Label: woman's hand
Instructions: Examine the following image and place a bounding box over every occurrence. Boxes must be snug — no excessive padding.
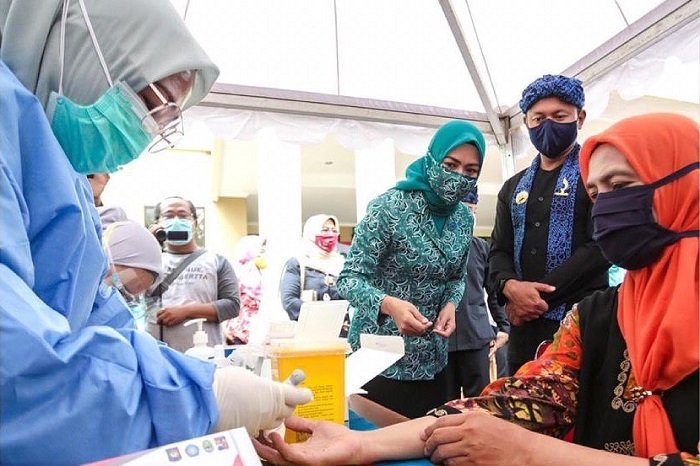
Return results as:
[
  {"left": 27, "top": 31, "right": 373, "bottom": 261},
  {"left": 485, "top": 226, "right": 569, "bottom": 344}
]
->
[
  {"left": 254, "top": 417, "right": 363, "bottom": 465},
  {"left": 433, "top": 302, "right": 456, "bottom": 337},
  {"left": 422, "top": 411, "right": 650, "bottom": 466},
  {"left": 421, "top": 411, "right": 533, "bottom": 466},
  {"left": 380, "top": 296, "right": 432, "bottom": 336},
  {"left": 489, "top": 331, "right": 509, "bottom": 358}
]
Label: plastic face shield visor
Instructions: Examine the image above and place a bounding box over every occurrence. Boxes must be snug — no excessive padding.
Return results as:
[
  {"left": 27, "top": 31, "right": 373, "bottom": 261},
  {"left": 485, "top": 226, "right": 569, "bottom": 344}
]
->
[{"left": 141, "top": 83, "right": 184, "bottom": 153}]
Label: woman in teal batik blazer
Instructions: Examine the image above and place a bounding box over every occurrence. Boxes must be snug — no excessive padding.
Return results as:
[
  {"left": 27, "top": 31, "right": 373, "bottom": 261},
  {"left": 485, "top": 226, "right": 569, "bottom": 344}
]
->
[{"left": 338, "top": 120, "right": 486, "bottom": 418}]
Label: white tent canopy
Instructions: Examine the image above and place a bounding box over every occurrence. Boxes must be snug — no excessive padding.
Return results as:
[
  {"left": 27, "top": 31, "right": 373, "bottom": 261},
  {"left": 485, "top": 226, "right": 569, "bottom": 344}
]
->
[{"left": 172, "top": 0, "right": 698, "bottom": 150}]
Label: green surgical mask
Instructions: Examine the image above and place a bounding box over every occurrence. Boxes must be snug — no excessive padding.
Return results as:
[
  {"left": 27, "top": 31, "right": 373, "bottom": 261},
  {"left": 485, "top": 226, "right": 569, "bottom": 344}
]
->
[
  {"left": 48, "top": 83, "right": 155, "bottom": 174},
  {"left": 126, "top": 298, "right": 148, "bottom": 331},
  {"left": 111, "top": 270, "right": 147, "bottom": 330},
  {"left": 46, "top": 0, "right": 157, "bottom": 174},
  {"left": 162, "top": 218, "right": 194, "bottom": 246}
]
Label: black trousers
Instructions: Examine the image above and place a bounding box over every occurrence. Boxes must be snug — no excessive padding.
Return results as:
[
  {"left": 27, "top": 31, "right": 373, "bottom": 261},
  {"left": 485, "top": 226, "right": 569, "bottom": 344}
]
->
[
  {"left": 361, "top": 368, "right": 448, "bottom": 419},
  {"left": 495, "top": 343, "right": 509, "bottom": 378},
  {"left": 507, "top": 318, "right": 561, "bottom": 375},
  {"left": 445, "top": 345, "right": 490, "bottom": 400}
]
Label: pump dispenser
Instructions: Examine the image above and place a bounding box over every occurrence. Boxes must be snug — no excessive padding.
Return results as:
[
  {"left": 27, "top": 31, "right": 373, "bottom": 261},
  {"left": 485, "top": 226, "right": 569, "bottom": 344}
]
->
[{"left": 184, "top": 318, "right": 216, "bottom": 361}]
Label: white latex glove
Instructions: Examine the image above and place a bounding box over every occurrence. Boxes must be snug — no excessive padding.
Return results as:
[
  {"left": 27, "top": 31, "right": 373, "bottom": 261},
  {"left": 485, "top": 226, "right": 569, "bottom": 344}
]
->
[{"left": 212, "top": 366, "right": 313, "bottom": 436}]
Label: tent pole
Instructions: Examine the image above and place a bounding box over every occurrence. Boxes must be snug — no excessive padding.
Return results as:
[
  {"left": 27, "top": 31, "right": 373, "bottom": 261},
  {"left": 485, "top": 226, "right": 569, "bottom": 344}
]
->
[{"left": 438, "top": 0, "right": 508, "bottom": 146}]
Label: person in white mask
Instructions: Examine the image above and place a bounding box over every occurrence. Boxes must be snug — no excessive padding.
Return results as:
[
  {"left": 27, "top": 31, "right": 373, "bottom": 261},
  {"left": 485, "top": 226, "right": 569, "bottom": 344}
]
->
[{"left": 0, "top": 1, "right": 311, "bottom": 464}]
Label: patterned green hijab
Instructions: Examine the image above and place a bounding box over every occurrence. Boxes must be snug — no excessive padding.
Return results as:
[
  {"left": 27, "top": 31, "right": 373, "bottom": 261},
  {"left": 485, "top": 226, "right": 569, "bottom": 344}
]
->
[{"left": 396, "top": 120, "right": 486, "bottom": 216}]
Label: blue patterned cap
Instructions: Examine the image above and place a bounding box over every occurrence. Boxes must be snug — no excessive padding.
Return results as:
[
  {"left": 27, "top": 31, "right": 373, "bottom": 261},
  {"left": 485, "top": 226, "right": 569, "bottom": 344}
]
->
[
  {"left": 519, "top": 75, "right": 585, "bottom": 113},
  {"left": 461, "top": 185, "right": 479, "bottom": 204}
]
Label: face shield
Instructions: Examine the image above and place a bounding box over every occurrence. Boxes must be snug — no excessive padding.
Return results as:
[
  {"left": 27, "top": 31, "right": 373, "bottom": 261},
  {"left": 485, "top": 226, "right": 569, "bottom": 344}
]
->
[
  {"left": 141, "top": 82, "right": 185, "bottom": 153},
  {"left": 102, "top": 222, "right": 158, "bottom": 330}
]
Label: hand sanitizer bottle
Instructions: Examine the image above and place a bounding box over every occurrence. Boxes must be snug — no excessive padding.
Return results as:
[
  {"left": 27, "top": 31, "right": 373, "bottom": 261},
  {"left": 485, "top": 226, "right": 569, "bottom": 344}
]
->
[{"left": 184, "top": 318, "right": 216, "bottom": 361}]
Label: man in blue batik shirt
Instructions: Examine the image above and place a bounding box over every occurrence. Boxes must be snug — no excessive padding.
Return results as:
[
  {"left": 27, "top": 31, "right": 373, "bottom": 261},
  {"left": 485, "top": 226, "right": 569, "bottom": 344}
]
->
[{"left": 488, "top": 75, "right": 610, "bottom": 375}]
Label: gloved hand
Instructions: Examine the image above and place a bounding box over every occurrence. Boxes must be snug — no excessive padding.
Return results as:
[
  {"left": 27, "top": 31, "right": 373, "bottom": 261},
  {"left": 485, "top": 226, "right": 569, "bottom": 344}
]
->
[{"left": 212, "top": 366, "right": 313, "bottom": 436}]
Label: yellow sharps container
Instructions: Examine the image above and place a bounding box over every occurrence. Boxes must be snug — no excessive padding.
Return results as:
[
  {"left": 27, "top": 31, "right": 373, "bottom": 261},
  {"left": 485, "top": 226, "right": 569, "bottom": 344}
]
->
[{"left": 268, "top": 339, "right": 350, "bottom": 443}]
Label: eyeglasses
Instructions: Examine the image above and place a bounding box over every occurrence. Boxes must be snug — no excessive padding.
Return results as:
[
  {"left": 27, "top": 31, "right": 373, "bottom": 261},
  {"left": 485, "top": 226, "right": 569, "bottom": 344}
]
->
[
  {"left": 159, "top": 212, "right": 194, "bottom": 221},
  {"left": 141, "top": 83, "right": 184, "bottom": 153},
  {"left": 111, "top": 267, "right": 154, "bottom": 302}
]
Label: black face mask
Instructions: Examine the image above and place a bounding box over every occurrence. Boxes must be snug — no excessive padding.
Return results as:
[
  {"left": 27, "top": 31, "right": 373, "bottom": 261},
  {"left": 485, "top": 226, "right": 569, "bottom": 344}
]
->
[{"left": 592, "top": 162, "right": 700, "bottom": 270}]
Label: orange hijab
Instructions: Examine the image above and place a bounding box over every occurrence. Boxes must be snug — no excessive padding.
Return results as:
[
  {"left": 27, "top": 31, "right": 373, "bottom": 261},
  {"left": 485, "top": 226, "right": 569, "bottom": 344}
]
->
[{"left": 580, "top": 113, "right": 699, "bottom": 457}]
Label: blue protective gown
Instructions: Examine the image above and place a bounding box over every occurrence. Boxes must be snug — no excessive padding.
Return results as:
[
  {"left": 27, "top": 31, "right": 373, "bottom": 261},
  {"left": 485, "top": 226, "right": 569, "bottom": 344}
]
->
[{"left": 0, "top": 60, "right": 219, "bottom": 465}]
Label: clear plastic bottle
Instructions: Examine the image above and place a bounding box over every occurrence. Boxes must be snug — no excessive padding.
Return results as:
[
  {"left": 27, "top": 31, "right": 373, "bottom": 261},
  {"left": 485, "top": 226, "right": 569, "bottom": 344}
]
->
[{"left": 183, "top": 318, "right": 217, "bottom": 361}]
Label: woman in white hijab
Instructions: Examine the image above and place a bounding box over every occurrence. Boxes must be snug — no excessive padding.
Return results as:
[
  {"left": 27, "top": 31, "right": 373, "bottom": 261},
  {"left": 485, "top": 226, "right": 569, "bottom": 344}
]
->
[
  {"left": 1, "top": 0, "right": 218, "bottom": 109},
  {"left": 279, "top": 214, "right": 346, "bottom": 322},
  {"left": 0, "top": 2, "right": 311, "bottom": 464},
  {"left": 1, "top": 0, "right": 219, "bottom": 172}
]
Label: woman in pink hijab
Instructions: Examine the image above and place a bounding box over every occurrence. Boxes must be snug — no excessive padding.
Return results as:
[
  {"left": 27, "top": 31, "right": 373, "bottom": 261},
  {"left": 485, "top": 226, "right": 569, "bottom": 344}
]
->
[{"left": 225, "top": 235, "right": 267, "bottom": 344}]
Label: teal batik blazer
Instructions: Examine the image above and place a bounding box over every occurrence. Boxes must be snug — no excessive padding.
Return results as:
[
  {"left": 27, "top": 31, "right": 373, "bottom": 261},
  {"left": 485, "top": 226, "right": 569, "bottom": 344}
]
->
[{"left": 338, "top": 189, "right": 473, "bottom": 380}]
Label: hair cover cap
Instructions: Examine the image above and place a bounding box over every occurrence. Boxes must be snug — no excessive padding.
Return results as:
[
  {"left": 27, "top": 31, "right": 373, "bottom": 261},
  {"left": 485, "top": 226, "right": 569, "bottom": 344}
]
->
[
  {"left": 104, "top": 220, "right": 163, "bottom": 279},
  {"left": 519, "top": 74, "right": 585, "bottom": 113},
  {"left": 97, "top": 205, "right": 128, "bottom": 231}
]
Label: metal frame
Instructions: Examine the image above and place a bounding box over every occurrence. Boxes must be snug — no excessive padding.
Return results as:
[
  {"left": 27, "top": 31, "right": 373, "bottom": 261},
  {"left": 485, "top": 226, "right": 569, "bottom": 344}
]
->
[
  {"left": 438, "top": 0, "right": 509, "bottom": 145},
  {"left": 199, "top": 83, "right": 493, "bottom": 134}
]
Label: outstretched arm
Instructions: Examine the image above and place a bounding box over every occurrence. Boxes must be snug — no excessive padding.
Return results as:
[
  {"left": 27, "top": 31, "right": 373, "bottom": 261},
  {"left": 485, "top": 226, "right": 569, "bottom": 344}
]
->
[{"left": 255, "top": 415, "right": 436, "bottom": 465}]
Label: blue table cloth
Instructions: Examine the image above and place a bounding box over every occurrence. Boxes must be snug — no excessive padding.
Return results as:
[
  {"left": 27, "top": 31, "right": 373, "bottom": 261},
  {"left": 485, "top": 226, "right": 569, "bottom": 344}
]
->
[{"left": 349, "top": 411, "right": 432, "bottom": 465}]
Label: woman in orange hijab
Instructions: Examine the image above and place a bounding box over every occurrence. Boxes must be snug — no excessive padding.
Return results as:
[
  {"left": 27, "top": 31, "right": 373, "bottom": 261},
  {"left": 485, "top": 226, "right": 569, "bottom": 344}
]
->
[{"left": 577, "top": 113, "right": 698, "bottom": 459}]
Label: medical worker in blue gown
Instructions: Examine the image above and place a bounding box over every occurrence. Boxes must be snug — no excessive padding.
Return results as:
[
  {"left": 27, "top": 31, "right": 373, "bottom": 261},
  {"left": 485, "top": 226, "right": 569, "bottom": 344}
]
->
[{"left": 0, "top": 1, "right": 311, "bottom": 465}]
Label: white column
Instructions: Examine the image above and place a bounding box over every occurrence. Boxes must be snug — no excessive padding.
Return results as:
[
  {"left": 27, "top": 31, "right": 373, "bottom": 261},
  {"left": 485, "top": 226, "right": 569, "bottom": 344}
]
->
[
  {"left": 256, "top": 129, "right": 302, "bottom": 324},
  {"left": 354, "top": 138, "right": 396, "bottom": 222}
]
